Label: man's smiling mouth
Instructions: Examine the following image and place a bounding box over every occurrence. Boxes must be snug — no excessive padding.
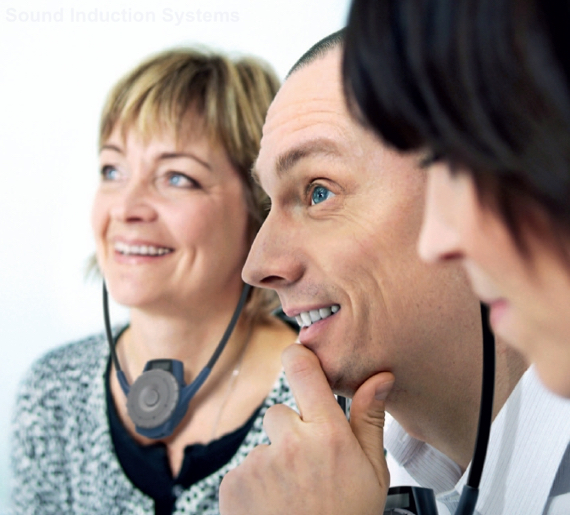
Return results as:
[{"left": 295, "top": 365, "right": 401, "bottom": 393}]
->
[{"left": 295, "top": 305, "right": 340, "bottom": 328}]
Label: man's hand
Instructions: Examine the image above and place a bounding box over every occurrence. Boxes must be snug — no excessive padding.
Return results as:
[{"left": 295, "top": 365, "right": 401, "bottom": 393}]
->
[{"left": 219, "top": 343, "right": 395, "bottom": 515}]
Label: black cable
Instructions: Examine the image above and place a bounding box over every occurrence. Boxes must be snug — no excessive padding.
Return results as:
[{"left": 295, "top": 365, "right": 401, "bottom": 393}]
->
[
  {"left": 456, "top": 304, "right": 496, "bottom": 514},
  {"left": 103, "top": 281, "right": 122, "bottom": 373},
  {"left": 103, "top": 280, "right": 251, "bottom": 375},
  {"left": 467, "top": 304, "right": 496, "bottom": 488},
  {"left": 206, "top": 283, "right": 251, "bottom": 369}
]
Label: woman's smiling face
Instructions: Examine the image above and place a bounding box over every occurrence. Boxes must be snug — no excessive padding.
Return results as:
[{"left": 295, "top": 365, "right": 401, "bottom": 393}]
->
[
  {"left": 419, "top": 162, "right": 570, "bottom": 397},
  {"left": 92, "top": 124, "right": 251, "bottom": 316}
]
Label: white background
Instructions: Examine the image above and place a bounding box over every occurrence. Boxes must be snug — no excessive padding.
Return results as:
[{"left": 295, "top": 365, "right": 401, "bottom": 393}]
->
[{"left": 0, "top": 0, "right": 351, "bottom": 509}]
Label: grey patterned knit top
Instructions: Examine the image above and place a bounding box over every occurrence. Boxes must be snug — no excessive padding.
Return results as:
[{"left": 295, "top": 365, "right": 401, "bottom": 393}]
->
[{"left": 10, "top": 330, "right": 296, "bottom": 515}]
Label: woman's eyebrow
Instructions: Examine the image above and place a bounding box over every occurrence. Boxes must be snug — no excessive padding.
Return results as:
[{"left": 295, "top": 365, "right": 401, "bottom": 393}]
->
[
  {"left": 99, "top": 147, "right": 212, "bottom": 171},
  {"left": 157, "top": 152, "right": 211, "bottom": 171}
]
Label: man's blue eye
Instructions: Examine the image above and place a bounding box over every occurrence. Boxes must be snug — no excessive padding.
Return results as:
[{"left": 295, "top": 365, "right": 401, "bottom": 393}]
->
[{"left": 311, "top": 185, "right": 335, "bottom": 205}]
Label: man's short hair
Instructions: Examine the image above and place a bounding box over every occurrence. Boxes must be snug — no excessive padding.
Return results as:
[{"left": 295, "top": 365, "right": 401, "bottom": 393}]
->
[{"left": 287, "top": 29, "right": 345, "bottom": 78}]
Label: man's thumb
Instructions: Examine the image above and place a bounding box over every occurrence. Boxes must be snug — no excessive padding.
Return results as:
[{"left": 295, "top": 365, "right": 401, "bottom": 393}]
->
[{"left": 350, "top": 372, "right": 395, "bottom": 484}]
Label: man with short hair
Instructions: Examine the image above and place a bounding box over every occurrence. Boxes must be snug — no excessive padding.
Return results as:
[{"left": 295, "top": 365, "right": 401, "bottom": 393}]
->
[{"left": 219, "top": 33, "right": 568, "bottom": 515}]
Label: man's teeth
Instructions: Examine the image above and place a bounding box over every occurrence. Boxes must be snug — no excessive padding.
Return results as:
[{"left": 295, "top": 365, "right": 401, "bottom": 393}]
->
[
  {"left": 295, "top": 305, "right": 339, "bottom": 328},
  {"left": 114, "top": 242, "right": 172, "bottom": 256}
]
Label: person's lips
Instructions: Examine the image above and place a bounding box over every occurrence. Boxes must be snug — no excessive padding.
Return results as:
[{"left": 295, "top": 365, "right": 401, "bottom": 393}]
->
[
  {"left": 114, "top": 240, "right": 174, "bottom": 256},
  {"left": 292, "top": 304, "right": 340, "bottom": 328},
  {"left": 488, "top": 298, "right": 509, "bottom": 329}
]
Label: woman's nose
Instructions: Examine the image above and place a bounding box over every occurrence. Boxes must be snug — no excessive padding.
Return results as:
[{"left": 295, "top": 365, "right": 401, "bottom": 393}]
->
[
  {"left": 109, "top": 181, "right": 158, "bottom": 223},
  {"left": 418, "top": 166, "right": 464, "bottom": 264},
  {"left": 418, "top": 205, "right": 462, "bottom": 263}
]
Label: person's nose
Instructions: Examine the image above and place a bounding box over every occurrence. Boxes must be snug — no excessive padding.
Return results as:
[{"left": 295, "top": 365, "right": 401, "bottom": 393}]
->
[
  {"left": 109, "top": 178, "right": 158, "bottom": 224},
  {"left": 243, "top": 211, "right": 304, "bottom": 291},
  {"left": 418, "top": 167, "right": 463, "bottom": 264}
]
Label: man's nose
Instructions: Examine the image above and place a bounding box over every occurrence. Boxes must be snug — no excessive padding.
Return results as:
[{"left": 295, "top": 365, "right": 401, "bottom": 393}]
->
[{"left": 243, "top": 211, "right": 304, "bottom": 290}]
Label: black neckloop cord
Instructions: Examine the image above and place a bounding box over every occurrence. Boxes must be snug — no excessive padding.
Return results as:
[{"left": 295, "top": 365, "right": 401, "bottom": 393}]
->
[{"left": 102, "top": 281, "right": 252, "bottom": 439}]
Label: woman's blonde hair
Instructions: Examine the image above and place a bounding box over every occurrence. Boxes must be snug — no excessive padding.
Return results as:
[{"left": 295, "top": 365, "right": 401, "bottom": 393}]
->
[{"left": 98, "top": 47, "right": 281, "bottom": 323}]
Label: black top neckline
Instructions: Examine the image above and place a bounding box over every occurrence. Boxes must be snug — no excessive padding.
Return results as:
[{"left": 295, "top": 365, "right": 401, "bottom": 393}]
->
[{"left": 104, "top": 338, "right": 261, "bottom": 515}]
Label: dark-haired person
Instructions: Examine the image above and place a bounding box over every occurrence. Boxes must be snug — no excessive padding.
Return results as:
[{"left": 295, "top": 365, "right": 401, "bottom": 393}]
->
[
  {"left": 217, "top": 32, "right": 569, "bottom": 515},
  {"left": 10, "top": 48, "right": 298, "bottom": 515},
  {"left": 342, "top": 0, "right": 570, "bottom": 513},
  {"left": 343, "top": 0, "right": 570, "bottom": 399}
]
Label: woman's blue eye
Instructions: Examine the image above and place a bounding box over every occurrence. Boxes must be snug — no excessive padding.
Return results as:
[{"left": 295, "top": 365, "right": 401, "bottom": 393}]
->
[
  {"left": 167, "top": 172, "right": 197, "bottom": 188},
  {"left": 168, "top": 174, "right": 186, "bottom": 186},
  {"left": 311, "top": 185, "right": 335, "bottom": 205},
  {"left": 101, "top": 165, "right": 119, "bottom": 181}
]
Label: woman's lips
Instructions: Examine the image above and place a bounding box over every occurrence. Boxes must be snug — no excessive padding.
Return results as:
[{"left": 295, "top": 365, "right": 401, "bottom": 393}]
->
[
  {"left": 488, "top": 298, "right": 509, "bottom": 329},
  {"left": 113, "top": 240, "right": 174, "bottom": 256}
]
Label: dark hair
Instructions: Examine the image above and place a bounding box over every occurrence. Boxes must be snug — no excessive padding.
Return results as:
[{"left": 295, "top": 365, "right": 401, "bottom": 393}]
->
[
  {"left": 288, "top": 29, "right": 345, "bottom": 78},
  {"left": 343, "top": 0, "right": 570, "bottom": 257}
]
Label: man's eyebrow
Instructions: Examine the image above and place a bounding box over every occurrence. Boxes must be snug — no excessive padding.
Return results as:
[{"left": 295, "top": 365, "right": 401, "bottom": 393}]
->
[
  {"left": 99, "top": 146, "right": 211, "bottom": 171},
  {"left": 251, "top": 138, "right": 340, "bottom": 184},
  {"left": 276, "top": 139, "right": 340, "bottom": 176}
]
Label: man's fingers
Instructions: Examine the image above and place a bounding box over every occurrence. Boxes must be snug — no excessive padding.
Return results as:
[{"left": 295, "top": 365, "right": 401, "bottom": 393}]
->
[
  {"left": 350, "top": 371, "right": 395, "bottom": 486},
  {"left": 262, "top": 403, "right": 301, "bottom": 443},
  {"left": 281, "top": 344, "right": 343, "bottom": 423},
  {"left": 281, "top": 343, "right": 393, "bottom": 490},
  {"left": 220, "top": 444, "right": 270, "bottom": 515}
]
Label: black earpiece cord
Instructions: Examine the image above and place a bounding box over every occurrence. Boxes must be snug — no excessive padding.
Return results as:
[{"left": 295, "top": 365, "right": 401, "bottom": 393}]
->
[
  {"left": 103, "top": 281, "right": 122, "bottom": 373},
  {"left": 456, "top": 304, "right": 496, "bottom": 514},
  {"left": 102, "top": 281, "right": 252, "bottom": 374},
  {"left": 206, "top": 283, "right": 252, "bottom": 369}
]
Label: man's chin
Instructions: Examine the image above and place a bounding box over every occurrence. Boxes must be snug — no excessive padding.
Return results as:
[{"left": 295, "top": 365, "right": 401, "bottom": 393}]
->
[
  {"left": 299, "top": 344, "right": 363, "bottom": 398},
  {"left": 328, "top": 374, "right": 360, "bottom": 399},
  {"left": 328, "top": 366, "right": 390, "bottom": 399}
]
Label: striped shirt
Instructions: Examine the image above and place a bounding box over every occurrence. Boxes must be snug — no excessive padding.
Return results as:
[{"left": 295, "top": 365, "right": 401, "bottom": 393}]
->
[{"left": 386, "top": 367, "right": 570, "bottom": 514}]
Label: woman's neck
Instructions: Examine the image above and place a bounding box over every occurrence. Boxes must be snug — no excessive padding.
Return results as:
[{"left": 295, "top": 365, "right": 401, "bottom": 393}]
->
[
  {"left": 118, "top": 300, "right": 248, "bottom": 386},
  {"left": 108, "top": 306, "right": 297, "bottom": 475}
]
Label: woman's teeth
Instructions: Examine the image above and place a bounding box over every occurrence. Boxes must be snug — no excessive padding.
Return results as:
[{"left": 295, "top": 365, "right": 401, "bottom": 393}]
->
[
  {"left": 114, "top": 242, "right": 173, "bottom": 256},
  {"left": 295, "top": 305, "right": 339, "bottom": 328}
]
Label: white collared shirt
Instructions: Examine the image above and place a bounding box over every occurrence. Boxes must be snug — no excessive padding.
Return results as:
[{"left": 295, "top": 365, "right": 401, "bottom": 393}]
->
[{"left": 386, "top": 367, "right": 570, "bottom": 514}]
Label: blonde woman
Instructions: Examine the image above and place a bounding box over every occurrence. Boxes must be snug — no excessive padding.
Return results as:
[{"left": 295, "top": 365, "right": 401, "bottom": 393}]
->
[{"left": 11, "top": 48, "right": 297, "bottom": 515}]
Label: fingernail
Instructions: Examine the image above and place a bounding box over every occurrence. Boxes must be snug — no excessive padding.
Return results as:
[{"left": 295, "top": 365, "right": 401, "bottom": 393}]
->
[{"left": 375, "top": 381, "right": 394, "bottom": 401}]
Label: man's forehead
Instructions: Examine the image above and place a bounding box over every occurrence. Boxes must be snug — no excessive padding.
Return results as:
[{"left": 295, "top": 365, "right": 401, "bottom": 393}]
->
[
  {"left": 272, "top": 48, "right": 343, "bottom": 116},
  {"left": 252, "top": 136, "right": 343, "bottom": 185},
  {"left": 253, "top": 49, "right": 350, "bottom": 186}
]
